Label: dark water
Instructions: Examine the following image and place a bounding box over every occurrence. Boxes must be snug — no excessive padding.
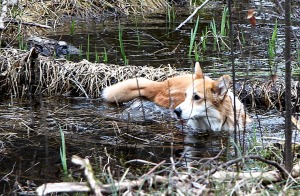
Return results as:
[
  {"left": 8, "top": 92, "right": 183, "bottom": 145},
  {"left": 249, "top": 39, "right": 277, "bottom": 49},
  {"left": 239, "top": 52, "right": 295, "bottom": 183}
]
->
[
  {"left": 1, "top": 0, "right": 300, "bottom": 194},
  {"left": 46, "top": 1, "right": 299, "bottom": 77},
  {"left": 0, "top": 96, "right": 229, "bottom": 191}
]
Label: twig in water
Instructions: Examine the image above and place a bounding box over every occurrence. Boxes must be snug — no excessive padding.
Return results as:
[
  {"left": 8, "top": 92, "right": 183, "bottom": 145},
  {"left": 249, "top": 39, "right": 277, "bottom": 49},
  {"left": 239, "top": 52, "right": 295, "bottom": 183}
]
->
[
  {"left": 72, "top": 155, "right": 102, "bottom": 196},
  {"left": 142, "top": 160, "right": 166, "bottom": 177},
  {"left": 176, "top": 0, "right": 210, "bottom": 30}
]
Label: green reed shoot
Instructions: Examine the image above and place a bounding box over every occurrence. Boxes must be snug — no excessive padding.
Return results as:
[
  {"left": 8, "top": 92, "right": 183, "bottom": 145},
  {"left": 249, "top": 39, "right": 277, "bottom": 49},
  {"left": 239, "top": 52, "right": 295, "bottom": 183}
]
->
[
  {"left": 166, "top": 2, "right": 176, "bottom": 26},
  {"left": 210, "top": 18, "right": 218, "bottom": 51},
  {"left": 188, "top": 16, "right": 200, "bottom": 57},
  {"left": 194, "top": 42, "right": 199, "bottom": 61},
  {"left": 18, "top": 24, "right": 26, "bottom": 50},
  {"left": 167, "top": 4, "right": 171, "bottom": 26},
  {"left": 220, "top": 6, "right": 228, "bottom": 37},
  {"left": 118, "top": 22, "right": 128, "bottom": 65},
  {"left": 95, "top": 53, "right": 99, "bottom": 63},
  {"left": 103, "top": 47, "right": 108, "bottom": 63},
  {"left": 59, "top": 127, "right": 68, "bottom": 175},
  {"left": 241, "top": 30, "right": 246, "bottom": 45},
  {"left": 201, "top": 27, "right": 208, "bottom": 51},
  {"left": 171, "top": 4, "right": 175, "bottom": 22},
  {"left": 86, "top": 34, "right": 90, "bottom": 61},
  {"left": 70, "top": 20, "right": 76, "bottom": 36},
  {"left": 268, "top": 19, "right": 278, "bottom": 60}
]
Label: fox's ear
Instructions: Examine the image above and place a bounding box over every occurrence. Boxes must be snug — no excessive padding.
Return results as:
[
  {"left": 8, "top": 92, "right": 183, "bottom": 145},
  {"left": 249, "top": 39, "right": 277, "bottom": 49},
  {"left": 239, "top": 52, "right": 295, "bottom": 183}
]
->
[
  {"left": 194, "top": 62, "right": 204, "bottom": 79},
  {"left": 214, "top": 75, "right": 231, "bottom": 95}
]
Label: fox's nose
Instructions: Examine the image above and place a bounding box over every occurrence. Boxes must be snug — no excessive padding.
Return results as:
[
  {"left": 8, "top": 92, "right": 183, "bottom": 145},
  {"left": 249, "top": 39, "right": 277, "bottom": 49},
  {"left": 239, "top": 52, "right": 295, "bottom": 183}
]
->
[{"left": 174, "top": 108, "right": 182, "bottom": 118}]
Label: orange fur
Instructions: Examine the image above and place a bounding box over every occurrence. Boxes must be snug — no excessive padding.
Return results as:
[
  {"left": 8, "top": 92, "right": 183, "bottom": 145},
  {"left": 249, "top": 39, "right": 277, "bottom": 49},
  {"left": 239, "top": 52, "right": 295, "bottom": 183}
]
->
[
  {"left": 102, "top": 63, "right": 202, "bottom": 108},
  {"left": 174, "top": 75, "right": 248, "bottom": 131},
  {"left": 102, "top": 62, "right": 249, "bottom": 131}
]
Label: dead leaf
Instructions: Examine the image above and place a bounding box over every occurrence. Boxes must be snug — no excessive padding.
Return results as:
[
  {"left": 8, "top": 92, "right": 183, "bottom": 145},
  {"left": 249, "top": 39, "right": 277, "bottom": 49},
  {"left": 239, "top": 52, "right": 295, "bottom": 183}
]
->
[
  {"left": 247, "top": 9, "right": 255, "bottom": 19},
  {"left": 247, "top": 9, "right": 256, "bottom": 27}
]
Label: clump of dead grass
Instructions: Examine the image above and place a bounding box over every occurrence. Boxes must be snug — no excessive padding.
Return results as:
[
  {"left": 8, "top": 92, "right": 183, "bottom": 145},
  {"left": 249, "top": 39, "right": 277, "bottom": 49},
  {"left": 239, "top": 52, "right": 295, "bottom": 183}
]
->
[
  {"left": 5, "top": 0, "right": 169, "bottom": 24},
  {"left": 0, "top": 47, "right": 188, "bottom": 98},
  {"left": 0, "top": 0, "right": 169, "bottom": 47}
]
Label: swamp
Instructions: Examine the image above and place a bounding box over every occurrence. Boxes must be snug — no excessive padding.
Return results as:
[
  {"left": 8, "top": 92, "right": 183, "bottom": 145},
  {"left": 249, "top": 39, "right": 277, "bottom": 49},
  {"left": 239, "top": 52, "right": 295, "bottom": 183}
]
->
[{"left": 0, "top": 0, "right": 300, "bottom": 195}]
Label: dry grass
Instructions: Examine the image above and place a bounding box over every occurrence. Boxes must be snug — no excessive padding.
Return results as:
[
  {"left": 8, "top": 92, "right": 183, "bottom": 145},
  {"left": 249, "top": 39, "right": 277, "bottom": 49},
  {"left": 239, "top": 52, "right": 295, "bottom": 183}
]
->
[
  {"left": 0, "top": 48, "right": 188, "bottom": 98},
  {"left": 7, "top": 0, "right": 169, "bottom": 23},
  {"left": 0, "top": 0, "right": 170, "bottom": 46}
]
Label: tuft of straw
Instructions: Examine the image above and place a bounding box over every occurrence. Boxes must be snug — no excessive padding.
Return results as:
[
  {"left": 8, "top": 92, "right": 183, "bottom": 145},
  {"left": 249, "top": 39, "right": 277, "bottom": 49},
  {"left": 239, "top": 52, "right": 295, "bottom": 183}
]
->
[{"left": 0, "top": 47, "right": 188, "bottom": 98}]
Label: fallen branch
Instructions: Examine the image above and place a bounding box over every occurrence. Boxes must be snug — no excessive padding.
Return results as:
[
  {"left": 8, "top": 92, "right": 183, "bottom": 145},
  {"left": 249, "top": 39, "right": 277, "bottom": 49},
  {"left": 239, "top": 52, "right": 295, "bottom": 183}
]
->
[
  {"left": 212, "top": 170, "right": 282, "bottom": 183},
  {"left": 36, "top": 154, "right": 300, "bottom": 195},
  {"left": 197, "top": 155, "right": 297, "bottom": 183},
  {"left": 36, "top": 175, "right": 168, "bottom": 195},
  {"left": 72, "top": 155, "right": 102, "bottom": 196},
  {"left": 36, "top": 182, "right": 91, "bottom": 195},
  {"left": 176, "top": 0, "right": 210, "bottom": 30}
]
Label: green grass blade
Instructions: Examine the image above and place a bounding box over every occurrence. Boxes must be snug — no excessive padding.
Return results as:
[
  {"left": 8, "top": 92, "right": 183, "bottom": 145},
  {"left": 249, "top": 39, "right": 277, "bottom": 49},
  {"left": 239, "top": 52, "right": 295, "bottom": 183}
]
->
[
  {"left": 221, "top": 6, "right": 228, "bottom": 37},
  {"left": 59, "top": 127, "right": 68, "bottom": 175},
  {"left": 188, "top": 15, "right": 200, "bottom": 57}
]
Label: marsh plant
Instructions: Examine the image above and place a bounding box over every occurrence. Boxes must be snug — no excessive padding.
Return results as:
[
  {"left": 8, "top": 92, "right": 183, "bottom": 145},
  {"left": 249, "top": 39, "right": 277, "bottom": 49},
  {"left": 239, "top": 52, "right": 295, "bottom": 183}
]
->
[
  {"left": 209, "top": 6, "right": 229, "bottom": 51},
  {"left": 94, "top": 45, "right": 100, "bottom": 63},
  {"left": 201, "top": 27, "right": 208, "bottom": 52},
  {"left": 60, "top": 127, "right": 68, "bottom": 175},
  {"left": 17, "top": 25, "right": 27, "bottom": 50},
  {"left": 188, "top": 16, "right": 200, "bottom": 58},
  {"left": 210, "top": 18, "right": 218, "bottom": 51},
  {"left": 268, "top": 20, "right": 278, "bottom": 60},
  {"left": 70, "top": 19, "right": 76, "bottom": 36},
  {"left": 102, "top": 47, "right": 108, "bottom": 63},
  {"left": 220, "top": 6, "right": 228, "bottom": 37},
  {"left": 166, "top": 2, "right": 175, "bottom": 28},
  {"left": 191, "top": 6, "right": 230, "bottom": 55},
  {"left": 118, "top": 22, "right": 128, "bottom": 65},
  {"left": 220, "top": 6, "right": 229, "bottom": 49},
  {"left": 240, "top": 30, "right": 246, "bottom": 45}
]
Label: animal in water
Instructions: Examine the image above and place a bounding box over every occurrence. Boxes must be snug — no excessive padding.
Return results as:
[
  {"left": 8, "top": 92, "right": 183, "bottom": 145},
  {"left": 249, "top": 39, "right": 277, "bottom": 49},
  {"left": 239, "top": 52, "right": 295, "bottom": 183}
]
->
[{"left": 102, "top": 62, "right": 249, "bottom": 131}]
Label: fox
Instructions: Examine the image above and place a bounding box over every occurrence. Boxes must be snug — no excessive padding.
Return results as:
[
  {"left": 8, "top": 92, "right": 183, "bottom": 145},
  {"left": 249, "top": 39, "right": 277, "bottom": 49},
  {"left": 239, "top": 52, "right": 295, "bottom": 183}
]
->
[{"left": 102, "top": 62, "right": 249, "bottom": 131}]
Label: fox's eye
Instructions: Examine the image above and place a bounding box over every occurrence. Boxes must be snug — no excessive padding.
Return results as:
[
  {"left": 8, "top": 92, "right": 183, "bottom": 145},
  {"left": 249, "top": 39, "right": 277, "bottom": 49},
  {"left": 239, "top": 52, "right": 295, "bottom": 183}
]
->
[
  {"left": 193, "top": 94, "right": 201, "bottom": 100},
  {"left": 184, "top": 93, "right": 187, "bottom": 97}
]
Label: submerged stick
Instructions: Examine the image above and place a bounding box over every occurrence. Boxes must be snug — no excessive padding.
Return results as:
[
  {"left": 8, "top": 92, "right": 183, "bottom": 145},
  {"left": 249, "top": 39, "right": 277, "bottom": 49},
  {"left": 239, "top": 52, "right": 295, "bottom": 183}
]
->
[{"left": 176, "top": 0, "right": 210, "bottom": 30}]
